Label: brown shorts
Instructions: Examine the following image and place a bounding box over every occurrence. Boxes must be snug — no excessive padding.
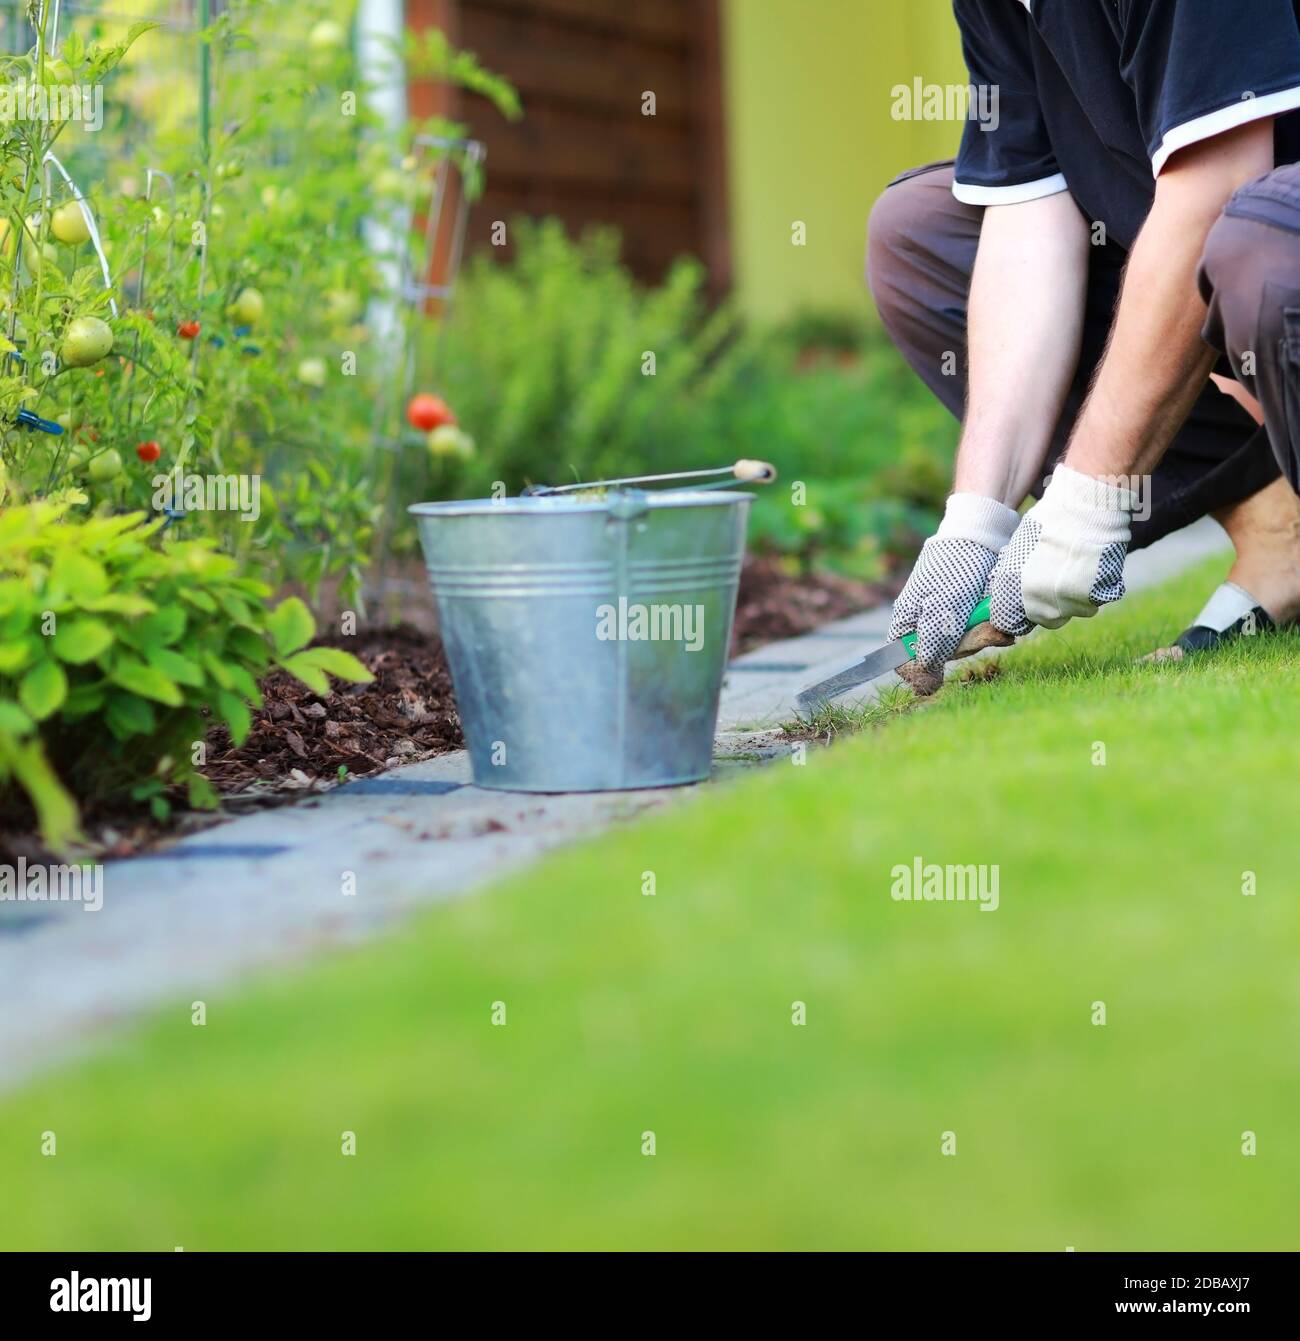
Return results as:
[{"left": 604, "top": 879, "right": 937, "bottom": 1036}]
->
[{"left": 866, "top": 161, "right": 1300, "bottom": 549}]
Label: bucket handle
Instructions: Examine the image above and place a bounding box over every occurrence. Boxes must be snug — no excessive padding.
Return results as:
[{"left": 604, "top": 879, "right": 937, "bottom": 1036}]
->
[{"left": 523, "top": 459, "right": 777, "bottom": 497}]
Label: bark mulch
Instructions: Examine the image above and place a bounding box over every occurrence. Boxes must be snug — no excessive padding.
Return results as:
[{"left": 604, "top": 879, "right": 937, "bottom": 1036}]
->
[
  {"left": 730, "top": 556, "right": 897, "bottom": 655},
  {"left": 203, "top": 625, "right": 463, "bottom": 799}
]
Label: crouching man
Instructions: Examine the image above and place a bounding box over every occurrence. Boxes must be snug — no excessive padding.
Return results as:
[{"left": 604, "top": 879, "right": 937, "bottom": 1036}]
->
[{"left": 869, "top": 0, "right": 1300, "bottom": 693}]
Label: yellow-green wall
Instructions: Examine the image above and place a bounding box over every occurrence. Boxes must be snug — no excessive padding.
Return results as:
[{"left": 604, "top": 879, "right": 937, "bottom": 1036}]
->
[{"left": 722, "top": 0, "right": 966, "bottom": 323}]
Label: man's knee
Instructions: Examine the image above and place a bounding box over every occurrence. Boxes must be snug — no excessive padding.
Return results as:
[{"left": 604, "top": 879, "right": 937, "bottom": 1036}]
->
[
  {"left": 866, "top": 173, "right": 932, "bottom": 326},
  {"left": 863, "top": 168, "right": 955, "bottom": 335},
  {"left": 1200, "top": 197, "right": 1300, "bottom": 357},
  {"left": 1201, "top": 214, "right": 1266, "bottom": 339}
]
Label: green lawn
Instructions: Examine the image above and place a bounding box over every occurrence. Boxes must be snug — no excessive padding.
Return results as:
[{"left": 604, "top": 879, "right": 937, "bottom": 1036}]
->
[{"left": 5, "top": 555, "right": 1300, "bottom": 1251}]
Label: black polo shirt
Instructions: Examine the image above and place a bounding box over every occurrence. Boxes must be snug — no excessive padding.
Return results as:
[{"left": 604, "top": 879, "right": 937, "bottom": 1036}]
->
[{"left": 952, "top": 0, "right": 1300, "bottom": 248}]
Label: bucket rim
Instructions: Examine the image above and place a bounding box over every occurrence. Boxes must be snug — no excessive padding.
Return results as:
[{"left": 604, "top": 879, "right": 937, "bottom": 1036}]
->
[{"left": 408, "top": 490, "right": 756, "bottom": 517}]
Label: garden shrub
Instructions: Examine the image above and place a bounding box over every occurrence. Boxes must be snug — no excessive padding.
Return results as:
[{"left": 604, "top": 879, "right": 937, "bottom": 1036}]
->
[
  {"left": 417, "top": 218, "right": 759, "bottom": 498},
  {"left": 0, "top": 502, "right": 372, "bottom": 851}
]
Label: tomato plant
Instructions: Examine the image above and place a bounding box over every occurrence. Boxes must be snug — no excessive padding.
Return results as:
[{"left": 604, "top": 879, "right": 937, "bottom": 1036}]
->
[{"left": 0, "top": 0, "right": 518, "bottom": 614}]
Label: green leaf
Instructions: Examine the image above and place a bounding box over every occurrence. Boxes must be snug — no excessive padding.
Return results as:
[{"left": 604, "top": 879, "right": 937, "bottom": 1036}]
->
[
  {"left": 0, "top": 700, "right": 34, "bottom": 735},
  {"left": 224, "top": 662, "right": 262, "bottom": 705},
  {"left": 0, "top": 636, "right": 38, "bottom": 675},
  {"left": 6, "top": 736, "right": 80, "bottom": 852},
  {"left": 215, "top": 691, "right": 251, "bottom": 746},
  {"left": 136, "top": 605, "right": 187, "bottom": 647},
  {"left": 0, "top": 577, "right": 30, "bottom": 618},
  {"left": 62, "top": 684, "right": 107, "bottom": 719},
  {"left": 201, "top": 650, "right": 235, "bottom": 691},
  {"left": 228, "top": 626, "right": 271, "bottom": 665},
  {"left": 146, "top": 647, "right": 205, "bottom": 688},
  {"left": 111, "top": 657, "right": 183, "bottom": 707},
  {"left": 188, "top": 772, "right": 219, "bottom": 811},
  {"left": 105, "top": 692, "right": 156, "bottom": 739},
  {"left": 267, "top": 597, "right": 316, "bottom": 657},
  {"left": 49, "top": 550, "right": 108, "bottom": 603},
  {"left": 179, "top": 588, "right": 218, "bottom": 613},
  {"left": 19, "top": 658, "right": 68, "bottom": 721},
  {"left": 82, "top": 593, "right": 156, "bottom": 617},
  {"left": 291, "top": 646, "right": 375, "bottom": 684},
  {"left": 277, "top": 652, "right": 329, "bottom": 696},
  {"left": 50, "top": 616, "right": 114, "bottom": 664}
]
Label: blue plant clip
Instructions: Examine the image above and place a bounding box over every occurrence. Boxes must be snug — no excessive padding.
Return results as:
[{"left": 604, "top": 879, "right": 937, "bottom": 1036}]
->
[
  {"left": 15, "top": 408, "right": 63, "bottom": 434},
  {"left": 160, "top": 506, "right": 186, "bottom": 531}
]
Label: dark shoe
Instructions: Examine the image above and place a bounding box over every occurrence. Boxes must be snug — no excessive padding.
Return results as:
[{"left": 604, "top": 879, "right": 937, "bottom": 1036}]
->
[{"left": 1141, "top": 582, "right": 1279, "bottom": 663}]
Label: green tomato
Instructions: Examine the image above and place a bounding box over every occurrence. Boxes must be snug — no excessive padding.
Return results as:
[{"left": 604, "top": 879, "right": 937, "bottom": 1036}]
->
[
  {"left": 325, "top": 289, "right": 361, "bottom": 323},
  {"left": 373, "top": 168, "right": 414, "bottom": 202},
  {"left": 87, "top": 448, "right": 122, "bottom": 483},
  {"left": 21, "top": 215, "right": 56, "bottom": 272},
  {"left": 54, "top": 407, "right": 85, "bottom": 432},
  {"left": 297, "top": 357, "right": 327, "bottom": 388},
  {"left": 61, "top": 316, "right": 114, "bottom": 368},
  {"left": 50, "top": 201, "right": 91, "bottom": 245},
  {"left": 427, "top": 425, "right": 476, "bottom": 459},
  {"left": 230, "top": 287, "right": 264, "bottom": 325},
  {"left": 309, "top": 19, "right": 347, "bottom": 51}
]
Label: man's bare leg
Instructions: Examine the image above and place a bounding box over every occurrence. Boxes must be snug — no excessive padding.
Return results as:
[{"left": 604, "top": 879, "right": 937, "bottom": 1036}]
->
[
  {"left": 1213, "top": 476, "right": 1300, "bottom": 624},
  {"left": 1208, "top": 376, "right": 1300, "bottom": 624}
]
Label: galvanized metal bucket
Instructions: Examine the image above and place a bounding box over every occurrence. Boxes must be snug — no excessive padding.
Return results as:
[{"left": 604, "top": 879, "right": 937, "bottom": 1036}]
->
[{"left": 410, "top": 489, "right": 754, "bottom": 791}]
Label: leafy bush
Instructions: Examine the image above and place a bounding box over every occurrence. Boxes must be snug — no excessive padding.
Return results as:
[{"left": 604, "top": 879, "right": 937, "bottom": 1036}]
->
[
  {"left": 412, "top": 218, "right": 758, "bottom": 499},
  {"left": 747, "top": 473, "right": 941, "bottom": 582},
  {"left": 0, "top": 503, "right": 372, "bottom": 851}
]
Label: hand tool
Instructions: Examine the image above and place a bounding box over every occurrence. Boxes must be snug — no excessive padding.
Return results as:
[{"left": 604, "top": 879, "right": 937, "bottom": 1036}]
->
[{"left": 794, "top": 597, "right": 994, "bottom": 721}]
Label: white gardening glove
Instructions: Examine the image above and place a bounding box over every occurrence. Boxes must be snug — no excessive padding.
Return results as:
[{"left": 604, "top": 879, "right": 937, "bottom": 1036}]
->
[
  {"left": 987, "top": 464, "right": 1134, "bottom": 635},
  {"left": 889, "top": 493, "right": 1021, "bottom": 690}
]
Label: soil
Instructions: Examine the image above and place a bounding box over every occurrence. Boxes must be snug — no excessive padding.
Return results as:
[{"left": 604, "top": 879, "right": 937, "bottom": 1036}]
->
[
  {"left": 730, "top": 557, "right": 897, "bottom": 655},
  {"left": 203, "top": 624, "right": 463, "bottom": 797}
]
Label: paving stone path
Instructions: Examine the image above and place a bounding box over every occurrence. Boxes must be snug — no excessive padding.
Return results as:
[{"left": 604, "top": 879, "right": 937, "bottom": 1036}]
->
[{"left": 0, "top": 518, "right": 1229, "bottom": 1092}]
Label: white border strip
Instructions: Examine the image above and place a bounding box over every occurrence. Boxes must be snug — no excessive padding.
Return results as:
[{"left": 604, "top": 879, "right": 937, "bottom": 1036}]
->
[
  {"left": 1152, "top": 86, "right": 1300, "bottom": 176},
  {"left": 952, "top": 172, "right": 1068, "bottom": 205}
]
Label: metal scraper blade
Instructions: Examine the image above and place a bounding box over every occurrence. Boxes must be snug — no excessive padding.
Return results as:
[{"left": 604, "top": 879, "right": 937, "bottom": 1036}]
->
[{"left": 793, "top": 639, "right": 911, "bottom": 721}]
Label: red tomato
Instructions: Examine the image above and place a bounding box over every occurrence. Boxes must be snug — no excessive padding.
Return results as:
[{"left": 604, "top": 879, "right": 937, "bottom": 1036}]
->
[
  {"left": 178, "top": 319, "right": 201, "bottom": 340},
  {"left": 136, "top": 440, "right": 161, "bottom": 463},
  {"left": 406, "top": 393, "right": 455, "bottom": 432}
]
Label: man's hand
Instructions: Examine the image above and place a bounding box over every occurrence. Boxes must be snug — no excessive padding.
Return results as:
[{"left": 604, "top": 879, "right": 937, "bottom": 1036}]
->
[
  {"left": 987, "top": 465, "right": 1134, "bottom": 635},
  {"left": 889, "top": 493, "right": 1021, "bottom": 691}
]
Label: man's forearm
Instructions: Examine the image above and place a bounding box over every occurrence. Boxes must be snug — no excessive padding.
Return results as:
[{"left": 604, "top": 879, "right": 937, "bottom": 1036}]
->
[
  {"left": 1066, "top": 121, "right": 1275, "bottom": 480},
  {"left": 954, "top": 190, "right": 1091, "bottom": 506}
]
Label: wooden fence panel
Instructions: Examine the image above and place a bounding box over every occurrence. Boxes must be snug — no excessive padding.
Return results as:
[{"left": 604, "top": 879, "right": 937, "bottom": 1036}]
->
[{"left": 408, "top": 0, "right": 729, "bottom": 290}]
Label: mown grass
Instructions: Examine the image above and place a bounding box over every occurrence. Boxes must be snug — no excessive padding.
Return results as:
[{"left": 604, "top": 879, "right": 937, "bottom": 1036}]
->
[{"left": 4, "top": 555, "right": 1299, "bottom": 1250}]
